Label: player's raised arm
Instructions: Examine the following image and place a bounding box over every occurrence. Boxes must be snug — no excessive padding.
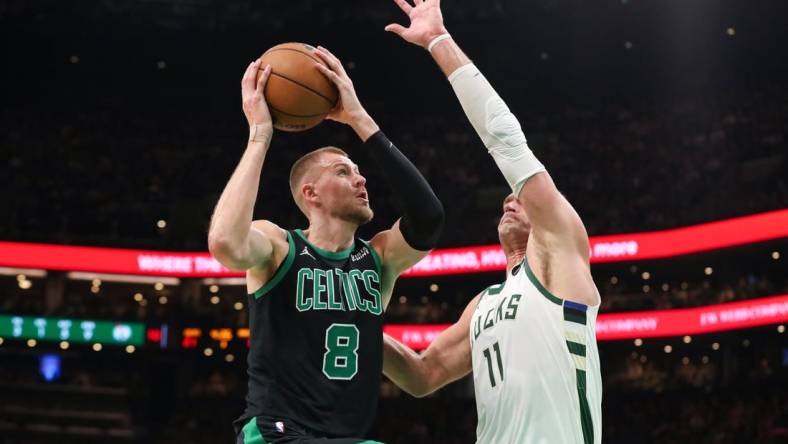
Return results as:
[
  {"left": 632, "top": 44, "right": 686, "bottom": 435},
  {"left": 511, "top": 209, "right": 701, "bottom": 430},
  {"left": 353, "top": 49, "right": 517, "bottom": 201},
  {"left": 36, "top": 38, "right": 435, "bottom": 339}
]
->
[
  {"left": 383, "top": 294, "right": 477, "bottom": 397},
  {"left": 385, "top": 0, "right": 589, "bottom": 261},
  {"left": 208, "top": 60, "right": 281, "bottom": 271},
  {"left": 314, "top": 46, "right": 444, "bottom": 278}
]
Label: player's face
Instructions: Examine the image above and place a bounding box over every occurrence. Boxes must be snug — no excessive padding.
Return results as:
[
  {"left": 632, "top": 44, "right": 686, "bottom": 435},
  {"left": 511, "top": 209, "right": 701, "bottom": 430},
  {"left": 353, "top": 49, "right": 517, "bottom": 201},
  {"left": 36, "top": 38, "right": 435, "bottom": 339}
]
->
[
  {"left": 497, "top": 194, "right": 531, "bottom": 247},
  {"left": 312, "top": 153, "right": 373, "bottom": 225}
]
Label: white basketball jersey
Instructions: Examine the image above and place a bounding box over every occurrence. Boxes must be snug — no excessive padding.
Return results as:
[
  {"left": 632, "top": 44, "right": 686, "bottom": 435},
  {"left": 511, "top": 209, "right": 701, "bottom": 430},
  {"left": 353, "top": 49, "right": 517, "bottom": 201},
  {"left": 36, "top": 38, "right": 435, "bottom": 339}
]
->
[{"left": 469, "top": 258, "right": 602, "bottom": 444}]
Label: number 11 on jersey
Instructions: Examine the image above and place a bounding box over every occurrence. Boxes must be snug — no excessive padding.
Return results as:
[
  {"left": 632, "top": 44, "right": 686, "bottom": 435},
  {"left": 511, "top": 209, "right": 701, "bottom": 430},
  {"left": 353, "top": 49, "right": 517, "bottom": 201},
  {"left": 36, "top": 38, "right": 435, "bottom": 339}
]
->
[{"left": 482, "top": 341, "right": 504, "bottom": 387}]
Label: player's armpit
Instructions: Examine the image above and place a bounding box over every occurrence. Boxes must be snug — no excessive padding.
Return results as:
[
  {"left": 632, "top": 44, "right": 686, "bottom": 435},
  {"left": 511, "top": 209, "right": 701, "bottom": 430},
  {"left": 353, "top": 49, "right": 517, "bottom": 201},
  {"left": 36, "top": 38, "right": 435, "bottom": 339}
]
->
[
  {"left": 519, "top": 172, "right": 590, "bottom": 260},
  {"left": 369, "top": 220, "right": 430, "bottom": 278}
]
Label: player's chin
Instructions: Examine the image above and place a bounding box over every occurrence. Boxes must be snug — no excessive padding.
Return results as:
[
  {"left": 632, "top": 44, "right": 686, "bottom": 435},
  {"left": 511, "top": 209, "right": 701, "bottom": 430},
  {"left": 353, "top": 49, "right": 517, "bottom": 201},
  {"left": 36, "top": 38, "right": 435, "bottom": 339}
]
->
[
  {"left": 498, "top": 220, "right": 523, "bottom": 238},
  {"left": 350, "top": 207, "right": 374, "bottom": 225}
]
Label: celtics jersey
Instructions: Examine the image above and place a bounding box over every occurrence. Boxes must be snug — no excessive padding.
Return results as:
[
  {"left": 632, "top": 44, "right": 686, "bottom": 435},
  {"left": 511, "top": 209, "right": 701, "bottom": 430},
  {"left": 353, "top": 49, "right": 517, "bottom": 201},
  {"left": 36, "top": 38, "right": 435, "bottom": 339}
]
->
[
  {"left": 469, "top": 258, "right": 602, "bottom": 444},
  {"left": 238, "top": 229, "right": 385, "bottom": 438}
]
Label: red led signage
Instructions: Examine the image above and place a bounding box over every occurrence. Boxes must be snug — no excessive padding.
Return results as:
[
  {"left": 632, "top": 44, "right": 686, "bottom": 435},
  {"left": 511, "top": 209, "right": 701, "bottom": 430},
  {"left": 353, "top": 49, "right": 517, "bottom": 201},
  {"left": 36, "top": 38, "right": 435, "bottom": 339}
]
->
[
  {"left": 0, "top": 210, "right": 785, "bottom": 277},
  {"left": 384, "top": 294, "right": 788, "bottom": 349}
]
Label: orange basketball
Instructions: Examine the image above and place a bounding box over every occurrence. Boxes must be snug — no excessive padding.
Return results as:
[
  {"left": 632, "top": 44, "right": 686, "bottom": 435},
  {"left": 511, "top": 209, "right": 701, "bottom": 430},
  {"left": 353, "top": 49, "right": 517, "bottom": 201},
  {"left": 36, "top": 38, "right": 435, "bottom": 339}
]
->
[{"left": 259, "top": 43, "right": 339, "bottom": 132}]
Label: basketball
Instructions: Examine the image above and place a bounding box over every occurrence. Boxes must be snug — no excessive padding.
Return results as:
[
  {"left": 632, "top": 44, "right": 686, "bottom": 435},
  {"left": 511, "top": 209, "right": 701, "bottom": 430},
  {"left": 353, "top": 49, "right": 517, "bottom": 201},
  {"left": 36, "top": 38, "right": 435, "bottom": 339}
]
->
[{"left": 260, "top": 42, "right": 339, "bottom": 132}]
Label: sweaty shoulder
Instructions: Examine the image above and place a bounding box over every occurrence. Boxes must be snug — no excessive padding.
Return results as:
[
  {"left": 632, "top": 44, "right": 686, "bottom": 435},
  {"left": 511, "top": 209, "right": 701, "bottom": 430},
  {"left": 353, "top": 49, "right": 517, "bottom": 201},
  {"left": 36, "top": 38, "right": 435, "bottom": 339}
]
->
[{"left": 524, "top": 246, "right": 600, "bottom": 307}]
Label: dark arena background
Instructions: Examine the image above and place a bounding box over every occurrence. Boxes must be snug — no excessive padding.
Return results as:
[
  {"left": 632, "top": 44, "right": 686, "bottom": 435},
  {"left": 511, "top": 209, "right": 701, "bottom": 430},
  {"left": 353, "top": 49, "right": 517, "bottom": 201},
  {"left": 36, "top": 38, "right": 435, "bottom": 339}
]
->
[{"left": 1, "top": 0, "right": 787, "bottom": 443}]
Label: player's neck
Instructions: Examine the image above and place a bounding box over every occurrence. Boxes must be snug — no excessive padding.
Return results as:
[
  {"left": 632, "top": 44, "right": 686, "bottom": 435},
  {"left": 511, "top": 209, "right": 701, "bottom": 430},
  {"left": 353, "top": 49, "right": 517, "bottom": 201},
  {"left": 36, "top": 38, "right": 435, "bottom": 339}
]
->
[
  {"left": 503, "top": 243, "right": 527, "bottom": 275},
  {"left": 302, "top": 217, "right": 357, "bottom": 253},
  {"left": 505, "top": 252, "right": 526, "bottom": 274}
]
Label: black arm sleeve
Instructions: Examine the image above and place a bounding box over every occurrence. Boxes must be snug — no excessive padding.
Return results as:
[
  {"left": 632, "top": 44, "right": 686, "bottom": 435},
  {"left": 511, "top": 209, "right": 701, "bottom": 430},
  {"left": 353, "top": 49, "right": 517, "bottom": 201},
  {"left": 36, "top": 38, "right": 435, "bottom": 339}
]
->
[{"left": 364, "top": 130, "right": 444, "bottom": 251}]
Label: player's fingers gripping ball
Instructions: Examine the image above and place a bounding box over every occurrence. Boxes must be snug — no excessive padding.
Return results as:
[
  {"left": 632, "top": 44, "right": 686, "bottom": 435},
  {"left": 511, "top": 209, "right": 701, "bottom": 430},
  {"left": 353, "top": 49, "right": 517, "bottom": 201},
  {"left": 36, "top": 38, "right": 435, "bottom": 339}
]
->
[{"left": 259, "top": 43, "right": 339, "bottom": 132}]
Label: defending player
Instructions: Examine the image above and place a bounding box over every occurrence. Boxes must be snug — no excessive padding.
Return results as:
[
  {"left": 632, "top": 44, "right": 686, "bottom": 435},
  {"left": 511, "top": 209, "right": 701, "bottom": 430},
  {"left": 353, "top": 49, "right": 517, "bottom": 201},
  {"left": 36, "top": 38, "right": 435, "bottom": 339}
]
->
[
  {"left": 208, "top": 47, "right": 444, "bottom": 443},
  {"left": 382, "top": 1, "right": 602, "bottom": 443}
]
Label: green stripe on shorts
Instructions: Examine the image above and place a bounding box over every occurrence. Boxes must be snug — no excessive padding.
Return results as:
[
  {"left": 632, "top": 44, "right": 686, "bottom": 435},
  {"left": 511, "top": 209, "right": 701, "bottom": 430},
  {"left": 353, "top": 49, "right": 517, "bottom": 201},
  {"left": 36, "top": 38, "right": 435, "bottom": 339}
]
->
[{"left": 242, "top": 418, "right": 268, "bottom": 444}]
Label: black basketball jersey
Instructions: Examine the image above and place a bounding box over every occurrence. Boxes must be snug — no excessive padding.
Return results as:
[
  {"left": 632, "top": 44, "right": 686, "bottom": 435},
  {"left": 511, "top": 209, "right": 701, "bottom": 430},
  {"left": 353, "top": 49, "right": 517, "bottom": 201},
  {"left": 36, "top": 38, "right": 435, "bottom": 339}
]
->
[{"left": 237, "top": 229, "right": 385, "bottom": 438}]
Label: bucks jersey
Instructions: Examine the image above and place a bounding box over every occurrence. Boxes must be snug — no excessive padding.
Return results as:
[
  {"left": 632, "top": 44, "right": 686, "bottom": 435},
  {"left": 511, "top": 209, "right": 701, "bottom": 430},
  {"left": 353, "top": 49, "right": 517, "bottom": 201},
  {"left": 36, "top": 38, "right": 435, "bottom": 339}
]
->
[
  {"left": 469, "top": 258, "right": 602, "bottom": 444},
  {"left": 237, "top": 229, "right": 385, "bottom": 438}
]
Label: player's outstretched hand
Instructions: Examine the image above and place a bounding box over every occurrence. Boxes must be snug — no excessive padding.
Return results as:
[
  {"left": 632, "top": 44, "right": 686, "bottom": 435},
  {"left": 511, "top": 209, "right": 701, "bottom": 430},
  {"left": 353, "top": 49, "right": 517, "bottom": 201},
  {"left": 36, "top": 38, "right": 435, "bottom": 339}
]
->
[
  {"left": 385, "top": 0, "right": 448, "bottom": 48},
  {"left": 241, "top": 59, "right": 273, "bottom": 130},
  {"left": 314, "top": 46, "right": 368, "bottom": 126}
]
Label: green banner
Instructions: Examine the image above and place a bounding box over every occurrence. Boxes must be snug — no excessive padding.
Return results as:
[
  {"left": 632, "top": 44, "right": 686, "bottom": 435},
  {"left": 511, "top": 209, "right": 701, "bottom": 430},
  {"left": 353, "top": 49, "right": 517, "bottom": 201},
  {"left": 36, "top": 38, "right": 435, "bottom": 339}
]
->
[{"left": 0, "top": 314, "right": 144, "bottom": 346}]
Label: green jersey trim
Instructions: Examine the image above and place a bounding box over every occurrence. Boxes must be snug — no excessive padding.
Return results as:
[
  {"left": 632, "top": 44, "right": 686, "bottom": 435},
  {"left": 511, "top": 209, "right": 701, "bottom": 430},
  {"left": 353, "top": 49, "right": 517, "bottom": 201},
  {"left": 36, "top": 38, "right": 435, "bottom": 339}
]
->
[
  {"left": 523, "top": 257, "right": 563, "bottom": 305},
  {"left": 242, "top": 417, "right": 268, "bottom": 444},
  {"left": 562, "top": 299, "right": 593, "bottom": 444},
  {"left": 294, "top": 229, "right": 355, "bottom": 260},
  {"left": 252, "top": 231, "right": 296, "bottom": 299},
  {"left": 576, "top": 369, "right": 594, "bottom": 444}
]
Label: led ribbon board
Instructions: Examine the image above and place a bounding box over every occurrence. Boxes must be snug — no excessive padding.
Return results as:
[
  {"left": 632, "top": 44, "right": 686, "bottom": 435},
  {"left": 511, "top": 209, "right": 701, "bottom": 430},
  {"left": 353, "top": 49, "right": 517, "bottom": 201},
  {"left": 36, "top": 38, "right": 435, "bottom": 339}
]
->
[
  {"left": 384, "top": 294, "right": 788, "bottom": 349},
  {"left": 0, "top": 315, "right": 144, "bottom": 346},
  {"left": 0, "top": 210, "right": 785, "bottom": 277}
]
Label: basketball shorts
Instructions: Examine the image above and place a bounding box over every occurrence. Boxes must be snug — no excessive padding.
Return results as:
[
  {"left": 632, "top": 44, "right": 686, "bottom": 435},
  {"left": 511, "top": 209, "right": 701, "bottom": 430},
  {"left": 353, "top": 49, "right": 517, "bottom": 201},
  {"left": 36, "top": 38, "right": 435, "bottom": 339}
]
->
[{"left": 235, "top": 416, "right": 383, "bottom": 444}]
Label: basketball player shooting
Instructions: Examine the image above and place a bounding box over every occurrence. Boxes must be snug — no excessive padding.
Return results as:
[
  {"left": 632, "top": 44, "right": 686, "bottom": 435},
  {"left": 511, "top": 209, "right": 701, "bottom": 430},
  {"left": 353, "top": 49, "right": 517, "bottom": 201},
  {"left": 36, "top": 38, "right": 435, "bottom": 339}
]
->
[
  {"left": 208, "top": 47, "right": 444, "bottom": 443},
  {"left": 382, "top": 1, "right": 602, "bottom": 443}
]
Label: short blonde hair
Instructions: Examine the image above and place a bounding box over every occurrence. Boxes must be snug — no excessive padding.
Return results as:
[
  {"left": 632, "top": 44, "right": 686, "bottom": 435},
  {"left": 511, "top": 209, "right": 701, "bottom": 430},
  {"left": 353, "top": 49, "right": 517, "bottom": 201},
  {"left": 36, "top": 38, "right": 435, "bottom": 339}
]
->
[{"left": 289, "top": 146, "right": 349, "bottom": 217}]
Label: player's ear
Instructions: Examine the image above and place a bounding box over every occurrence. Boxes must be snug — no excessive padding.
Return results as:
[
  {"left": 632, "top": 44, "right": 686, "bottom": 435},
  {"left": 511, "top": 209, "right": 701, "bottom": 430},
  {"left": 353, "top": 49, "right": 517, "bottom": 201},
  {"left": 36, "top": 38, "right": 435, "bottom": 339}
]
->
[{"left": 302, "top": 182, "right": 319, "bottom": 204}]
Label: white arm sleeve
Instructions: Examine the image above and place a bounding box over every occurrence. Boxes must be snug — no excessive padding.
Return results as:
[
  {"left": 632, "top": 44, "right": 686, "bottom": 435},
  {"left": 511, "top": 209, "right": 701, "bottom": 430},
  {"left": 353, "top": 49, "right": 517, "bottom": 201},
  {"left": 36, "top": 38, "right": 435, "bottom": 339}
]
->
[{"left": 448, "top": 64, "right": 546, "bottom": 195}]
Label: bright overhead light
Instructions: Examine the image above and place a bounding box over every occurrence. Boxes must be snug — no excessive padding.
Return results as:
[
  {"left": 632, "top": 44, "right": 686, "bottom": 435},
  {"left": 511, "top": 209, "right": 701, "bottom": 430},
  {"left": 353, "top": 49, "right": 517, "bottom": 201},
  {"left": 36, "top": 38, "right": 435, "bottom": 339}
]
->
[
  {"left": 67, "top": 272, "right": 179, "bottom": 286},
  {"left": 0, "top": 267, "right": 47, "bottom": 278}
]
